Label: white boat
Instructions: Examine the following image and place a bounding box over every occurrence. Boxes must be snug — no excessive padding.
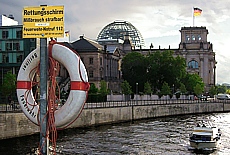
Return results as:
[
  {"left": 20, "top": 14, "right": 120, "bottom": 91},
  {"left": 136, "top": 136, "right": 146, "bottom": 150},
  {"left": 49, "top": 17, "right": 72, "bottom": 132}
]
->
[{"left": 189, "top": 124, "right": 221, "bottom": 150}]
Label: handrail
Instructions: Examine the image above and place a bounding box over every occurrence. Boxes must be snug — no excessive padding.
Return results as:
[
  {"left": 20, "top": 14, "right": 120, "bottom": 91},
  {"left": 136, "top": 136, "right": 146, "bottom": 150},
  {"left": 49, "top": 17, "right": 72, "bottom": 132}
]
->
[{"left": 0, "top": 98, "right": 229, "bottom": 113}]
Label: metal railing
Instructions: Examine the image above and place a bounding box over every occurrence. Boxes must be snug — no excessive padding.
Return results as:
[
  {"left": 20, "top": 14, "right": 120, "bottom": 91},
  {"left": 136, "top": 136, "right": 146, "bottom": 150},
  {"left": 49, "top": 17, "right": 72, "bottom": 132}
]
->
[
  {"left": 1, "top": 98, "right": 229, "bottom": 113},
  {"left": 0, "top": 103, "right": 21, "bottom": 113},
  {"left": 83, "top": 98, "right": 229, "bottom": 109}
]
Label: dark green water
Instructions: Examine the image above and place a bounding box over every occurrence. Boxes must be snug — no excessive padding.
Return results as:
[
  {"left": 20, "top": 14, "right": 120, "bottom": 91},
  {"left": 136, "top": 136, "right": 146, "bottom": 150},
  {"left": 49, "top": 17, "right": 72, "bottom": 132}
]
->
[{"left": 0, "top": 113, "right": 229, "bottom": 155}]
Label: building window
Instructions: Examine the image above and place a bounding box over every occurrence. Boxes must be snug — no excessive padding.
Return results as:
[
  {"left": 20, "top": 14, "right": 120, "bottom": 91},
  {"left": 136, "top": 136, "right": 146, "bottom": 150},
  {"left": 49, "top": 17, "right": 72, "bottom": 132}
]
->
[
  {"left": 192, "top": 35, "right": 196, "bottom": 41},
  {"left": 197, "top": 35, "right": 202, "bottom": 41},
  {"left": 17, "top": 54, "right": 23, "bottom": 63},
  {"left": 186, "top": 35, "right": 190, "bottom": 42},
  {"left": 188, "top": 60, "right": 198, "bottom": 69},
  {"left": 89, "top": 57, "right": 93, "bottom": 64},
  {"left": 2, "top": 55, "right": 6, "bottom": 63},
  {"left": 2, "top": 30, "right": 9, "bottom": 39},
  {"left": 100, "top": 57, "right": 102, "bottom": 65},
  {"left": 89, "top": 70, "right": 94, "bottom": 78},
  {"left": 16, "top": 30, "right": 22, "bottom": 38},
  {"left": 30, "top": 38, "right": 35, "bottom": 42},
  {"left": 13, "top": 42, "right": 20, "bottom": 51},
  {"left": 6, "top": 42, "right": 12, "bottom": 51}
]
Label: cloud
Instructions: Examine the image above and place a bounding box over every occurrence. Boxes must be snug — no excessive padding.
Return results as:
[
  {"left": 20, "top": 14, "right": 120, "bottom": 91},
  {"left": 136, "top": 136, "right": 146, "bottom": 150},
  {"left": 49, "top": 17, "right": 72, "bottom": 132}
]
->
[{"left": 1, "top": 0, "right": 230, "bottom": 84}]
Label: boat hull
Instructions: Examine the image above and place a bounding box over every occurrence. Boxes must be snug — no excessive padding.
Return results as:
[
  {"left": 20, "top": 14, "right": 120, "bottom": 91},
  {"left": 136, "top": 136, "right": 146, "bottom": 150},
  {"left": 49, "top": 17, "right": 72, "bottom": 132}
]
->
[{"left": 189, "top": 140, "right": 217, "bottom": 150}]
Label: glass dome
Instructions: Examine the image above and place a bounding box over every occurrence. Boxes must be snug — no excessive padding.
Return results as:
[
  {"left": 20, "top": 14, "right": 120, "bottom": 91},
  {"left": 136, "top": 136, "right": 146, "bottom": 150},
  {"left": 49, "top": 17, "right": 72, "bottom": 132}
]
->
[{"left": 97, "top": 20, "right": 144, "bottom": 48}]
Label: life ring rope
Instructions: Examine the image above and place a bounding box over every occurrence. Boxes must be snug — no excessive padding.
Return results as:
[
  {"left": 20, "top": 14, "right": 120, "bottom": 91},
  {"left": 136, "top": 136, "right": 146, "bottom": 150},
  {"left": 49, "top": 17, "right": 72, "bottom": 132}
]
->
[{"left": 17, "top": 40, "right": 90, "bottom": 153}]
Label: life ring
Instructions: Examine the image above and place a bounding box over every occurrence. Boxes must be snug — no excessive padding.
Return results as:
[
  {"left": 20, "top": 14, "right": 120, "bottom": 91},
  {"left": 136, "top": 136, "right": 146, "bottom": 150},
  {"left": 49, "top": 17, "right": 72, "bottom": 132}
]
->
[{"left": 17, "top": 43, "right": 89, "bottom": 129}]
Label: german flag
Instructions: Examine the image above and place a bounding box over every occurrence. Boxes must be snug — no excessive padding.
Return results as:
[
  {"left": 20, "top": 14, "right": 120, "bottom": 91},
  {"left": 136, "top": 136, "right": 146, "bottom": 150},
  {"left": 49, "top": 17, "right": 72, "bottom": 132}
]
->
[
  {"left": 194, "top": 7, "right": 202, "bottom": 16},
  {"left": 65, "top": 30, "right": 70, "bottom": 37}
]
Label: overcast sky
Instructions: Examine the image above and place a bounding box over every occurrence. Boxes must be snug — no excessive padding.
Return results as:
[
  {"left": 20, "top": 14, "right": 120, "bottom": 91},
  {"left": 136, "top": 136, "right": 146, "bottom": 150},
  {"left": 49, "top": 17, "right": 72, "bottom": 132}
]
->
[{"left": 1, "top": 0, "right": 230, "bottom": 84}]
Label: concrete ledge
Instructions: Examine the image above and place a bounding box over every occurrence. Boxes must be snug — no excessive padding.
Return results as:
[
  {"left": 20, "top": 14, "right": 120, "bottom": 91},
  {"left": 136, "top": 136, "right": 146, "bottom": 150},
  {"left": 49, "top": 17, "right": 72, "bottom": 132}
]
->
[{"left": 0, "top": 102, "right": 228, "bottom": 140}]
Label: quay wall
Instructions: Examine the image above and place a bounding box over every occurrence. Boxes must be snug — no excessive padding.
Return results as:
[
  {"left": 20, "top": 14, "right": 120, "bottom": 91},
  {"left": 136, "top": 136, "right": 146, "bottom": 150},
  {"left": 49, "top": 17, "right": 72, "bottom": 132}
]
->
[{"left": 1, "top": 102, "right": 229, "bottom": 140}]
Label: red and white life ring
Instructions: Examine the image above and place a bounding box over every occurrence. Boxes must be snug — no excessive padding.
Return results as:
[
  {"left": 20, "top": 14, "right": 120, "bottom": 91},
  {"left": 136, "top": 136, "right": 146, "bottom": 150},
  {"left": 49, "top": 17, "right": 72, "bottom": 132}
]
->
[{"left": 17, "top": 43, "right": 89, "bottom": 129}]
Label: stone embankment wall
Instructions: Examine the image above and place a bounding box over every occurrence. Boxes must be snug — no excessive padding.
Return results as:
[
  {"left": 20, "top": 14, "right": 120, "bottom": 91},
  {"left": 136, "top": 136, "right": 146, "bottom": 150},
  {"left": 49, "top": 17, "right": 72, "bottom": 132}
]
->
[{"left": 1, "top": 102, "right": 229, "bottom": 140}]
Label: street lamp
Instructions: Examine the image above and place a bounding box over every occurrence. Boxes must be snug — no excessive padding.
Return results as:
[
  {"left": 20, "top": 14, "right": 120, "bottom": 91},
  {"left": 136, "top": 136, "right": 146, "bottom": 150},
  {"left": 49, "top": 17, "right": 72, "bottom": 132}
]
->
[
  {"left": 172, "top": 84, "right": 174, "bottom": 95},
  {"left": 136, "top": 83, "right": 138, "bottom": 104}
]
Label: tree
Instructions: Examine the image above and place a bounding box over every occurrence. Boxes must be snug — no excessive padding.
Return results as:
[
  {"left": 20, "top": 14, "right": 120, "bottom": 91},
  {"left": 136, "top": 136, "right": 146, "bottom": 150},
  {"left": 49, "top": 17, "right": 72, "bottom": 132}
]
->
[
  {"left": 143, "top": 82, "right": 152, "bottom": 95},
  {"left": 209, "top": 86, "right": 217, "bottom": 97},
  {"left": 147, "top": 50, "right": 186, "bottom": 93},
  {"left": 88, "top": 83, "right": 98, "bottom": 94},
  {"left": 99, "top": 80, "right": 108, "bottom": 96},
  {"left": 216, "top": 85, "right": 226, "bottom": 94},
  {"left": 226, "top": 89, "right": 230, "bottom": 94},
  {"left": 160, "top": 82, "right": 171, "bottom": 96},
  {"left": 182, "top": 73, "right": 204, "bottom": 94},
  {"left": 121, "top": 80, "right": 132, "bottom": 95},
  {"left": 121, "top": 52, "right": 147, "bottom": 93},
  {"left": 194, "top": 83, "right": 203, "bottom": 96},
  {"left": 180, "top": 83, "right": 187, "bottom": 94},
  {"left": 0, "top": 72, "right": 16, "bottom": 101}
]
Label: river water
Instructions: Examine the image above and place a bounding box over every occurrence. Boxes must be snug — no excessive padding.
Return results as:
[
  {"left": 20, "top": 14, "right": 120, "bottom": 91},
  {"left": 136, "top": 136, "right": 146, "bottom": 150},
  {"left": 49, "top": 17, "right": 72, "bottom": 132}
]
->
[{"left": 1, "top": 112, "right": 230, "bottom": 155}]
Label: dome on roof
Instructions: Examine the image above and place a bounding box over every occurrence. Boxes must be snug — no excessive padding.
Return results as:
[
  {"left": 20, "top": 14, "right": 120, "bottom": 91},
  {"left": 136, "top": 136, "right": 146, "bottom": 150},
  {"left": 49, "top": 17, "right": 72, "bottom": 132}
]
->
[{"left": 97, "top": 20, "right": 144, "bottom": 48}]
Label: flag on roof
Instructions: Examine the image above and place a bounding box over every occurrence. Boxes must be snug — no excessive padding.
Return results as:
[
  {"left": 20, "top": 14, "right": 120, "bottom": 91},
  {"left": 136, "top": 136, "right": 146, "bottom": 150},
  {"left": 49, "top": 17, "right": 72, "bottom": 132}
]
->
[
  {"left": 65, "top": 30, "right": 70, "bottom": 37},
  {"left": 194, "top": 7, "right": 202, "bottom": 16}
]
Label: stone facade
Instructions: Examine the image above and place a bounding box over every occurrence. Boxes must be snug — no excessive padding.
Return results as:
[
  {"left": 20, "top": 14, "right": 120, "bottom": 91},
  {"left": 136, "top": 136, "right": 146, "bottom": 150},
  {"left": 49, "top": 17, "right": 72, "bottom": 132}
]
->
[
  {"left": 177, "top": 26, "right": 216, "bottom": 91},
  {"left": 60, "top": 36, "right": 124, "bottom": 93},
  {"left": 131, "top": 26, "right": 216, "bottom": 92}
]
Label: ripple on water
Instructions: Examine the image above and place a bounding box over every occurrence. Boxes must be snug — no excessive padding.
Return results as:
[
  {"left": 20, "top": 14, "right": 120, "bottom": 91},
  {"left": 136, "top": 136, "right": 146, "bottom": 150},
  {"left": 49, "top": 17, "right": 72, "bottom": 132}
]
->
[{"left": 1, "top": 113, "right": 230, "bottom": 154}]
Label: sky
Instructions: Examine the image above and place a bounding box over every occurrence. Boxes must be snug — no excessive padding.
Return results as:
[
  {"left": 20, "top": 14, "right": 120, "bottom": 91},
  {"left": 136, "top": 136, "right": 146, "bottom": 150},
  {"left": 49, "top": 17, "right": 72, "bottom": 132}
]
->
[{"left": 1, "top": 0, "right": 230, "bottom": 84}]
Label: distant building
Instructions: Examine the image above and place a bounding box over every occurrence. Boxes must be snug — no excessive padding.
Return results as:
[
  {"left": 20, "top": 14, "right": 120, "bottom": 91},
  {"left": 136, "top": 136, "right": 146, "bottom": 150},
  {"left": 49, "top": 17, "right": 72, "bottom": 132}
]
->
[
  {"left": 0, "top": 14, "right": 18, "bottom": 26},
  {"left": 0, "top": 25, "right": 37, "bottom": 102},
  {"left": 97, "top": 20, "right": 144, "bottom": 49},
  {"left": 70, "top": 36, "right": 123, "bottom": 93},
  {"left": 0, "top": 18, "right": 216, "bottom": 100},
  {"left": 75, "top": 26, "right": 216, "bottom": 93},
  {"left": 177, "top": 26, "right": 216, "bottom": 91},
  {"left": 131, "top": 26, "right": 216, "bottom": 92}
]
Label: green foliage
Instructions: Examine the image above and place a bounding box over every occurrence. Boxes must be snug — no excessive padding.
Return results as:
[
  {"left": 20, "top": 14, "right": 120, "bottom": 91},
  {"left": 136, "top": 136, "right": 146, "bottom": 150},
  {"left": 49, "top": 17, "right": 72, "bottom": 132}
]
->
[
  {"left": 180, "top": 83, "right": 187, "bottom": 94},
  {"left": 87, "top": 83, "right": 108, "bottom": 102},
  {"left": 160, "top": 82, "right": 171, "bottom": 96},
  {"left": 182, "top": 73, "right": 204, "bottom": 93},
  {"left": 120, "top": 51, "right": 207, "bottom": 95},
  {"left": 0, "top": 72, "right": 16, "bottom": 98},
  {"left": 86, "top": 94, "right": 105, "bottom": 103},
  {"left": 121, "top": 50, "right": 187, "bottom": 94},
  {"left": 121, "top": 80, "right": 132, "bottom": 95},
  {"left": 143, "top": 82, "right": 152, "bottom": 95},
  {"left": 147, "top": 51, "right": 186, "bottom": 92},
  {"left": 194, "top": 83, "right": 203, "bottom": 96},
  {"left": 216, "top": 85, "right": 226, "bottom": 94},
  {"left": 99, "top": 80, "right": 108, "bottom": 96},
  {"left": 88, "top": 83, "right": 98, "bottom": 94},
  {"left": 209, "top": 86, "right": 217, "bottom": 97},
  {"left": 226, "top": 89, "right": 230, "bottom": 94},
  {"left": 121, "top": 52, "right": 148, "bottom": 93}
]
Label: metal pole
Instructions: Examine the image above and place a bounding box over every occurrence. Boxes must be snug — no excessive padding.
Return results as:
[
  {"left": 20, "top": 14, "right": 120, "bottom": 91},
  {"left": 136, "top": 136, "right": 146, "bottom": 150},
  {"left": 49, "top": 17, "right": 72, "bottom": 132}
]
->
[
  {"left": 136, "top": 83, "right": 138, "bottom": 105},
  {"left": 40, "top": 38, "right": 48, "bottom": 155}
]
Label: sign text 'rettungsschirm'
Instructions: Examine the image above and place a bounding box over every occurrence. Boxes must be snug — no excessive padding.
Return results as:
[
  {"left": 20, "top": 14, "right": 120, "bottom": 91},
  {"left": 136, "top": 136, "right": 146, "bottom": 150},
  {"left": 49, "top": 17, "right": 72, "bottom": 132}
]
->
[{"left": 23, "top": 5, "right": 64, "bottom": 38}]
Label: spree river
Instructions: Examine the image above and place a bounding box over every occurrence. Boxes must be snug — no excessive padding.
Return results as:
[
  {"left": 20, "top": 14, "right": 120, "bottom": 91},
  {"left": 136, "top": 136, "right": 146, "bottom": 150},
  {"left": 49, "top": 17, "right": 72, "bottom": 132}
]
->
[{"left": 1, "top": 112, "right": 230, "bottom": 155}]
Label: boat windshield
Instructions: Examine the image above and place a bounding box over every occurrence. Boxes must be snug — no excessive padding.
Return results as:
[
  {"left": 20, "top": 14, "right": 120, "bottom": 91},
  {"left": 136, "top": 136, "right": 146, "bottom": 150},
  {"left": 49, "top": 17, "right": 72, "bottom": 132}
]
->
[{"left": 190, "top": 134, "right": 211, "bottom": 141}]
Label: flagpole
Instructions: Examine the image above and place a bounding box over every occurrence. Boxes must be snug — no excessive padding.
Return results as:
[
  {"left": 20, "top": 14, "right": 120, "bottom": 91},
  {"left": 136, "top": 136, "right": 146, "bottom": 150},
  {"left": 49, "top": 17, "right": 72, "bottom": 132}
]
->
[
  {"left": 193, "top": 7, "right": 194, "bottom": 27},
  {"left": 193, "top": 7, "right": 202, "bottom": 27},
  {"left": 69, "top": 31, "right": 70, "bottom": 43}
]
